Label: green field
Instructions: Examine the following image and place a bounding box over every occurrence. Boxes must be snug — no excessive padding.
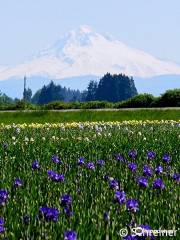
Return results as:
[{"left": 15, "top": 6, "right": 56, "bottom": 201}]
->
[
  {"left": 0, "top": 109, "right": 180, "bottom": 124},
  {"left": 0, "top": 121, "right": 179, "bottom": 239}
]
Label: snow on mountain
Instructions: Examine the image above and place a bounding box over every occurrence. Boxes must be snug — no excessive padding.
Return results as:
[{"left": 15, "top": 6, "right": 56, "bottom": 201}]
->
[{"left": 0, "top": 25, "right": 180, "bottom": 82}]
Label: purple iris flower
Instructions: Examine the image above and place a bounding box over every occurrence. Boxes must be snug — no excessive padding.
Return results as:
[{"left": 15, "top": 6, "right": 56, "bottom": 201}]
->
[
  {"left": 114, "top": 191, "right": 126, "bottom": 204},
  {"left": 61, "top": 194, "right": 72, "bottom": 208},
  {"left": 139, "top": 224, "right": 151, "bottom": 231},
  {"left": 155, "top": 165, "right": 163, "bottom": 175},
  {"left": 116, "top": 154, "right": 124, "bottom": 162},
  {"left": 0, "top": 227, "right": 5, "bottom": 234},
  {"left": 64, "top": 230, "right": 77, "bottom": 240},
  {"left": 153, "top": 178, "right": 165, "bottom": 190},
  {"left": 51, "top": 155, "right": 61, "bottom": 164},
  {"left": 104, "top": 175, "right": 110, "bottom": 181},
  {"left": 123, "top": 236, "right": 138, "bottom": 240},
  {"left": 77, "top": 157, "right": 85, "bottom": 166},
  {"left": 13, "top": 178, "right": 23, "bottom": 188},
  {"left": 39, "top": 206, "right": 59, "bottom": 222},
  {"left": 47, "top": 170, "right": 65, "bottom": 182},
  {"left": 32, "top": 160, "right": 40, "bottom": 170},
  {"left": 0, "top": 217, "right": 5, "bottom": 234},
  {"left": 103, "top": 212, "right": 110, "bottom": 222},
  {"left": 64, "top": 208, "right": 73, "bottom": 218},
  {"left": 0, "top": 218, "right": 4, "bottom": 225},
  {"left": 143, "top": 165, "right": 153, "bottom": 177},
  {"left": 172, "top": 173, "right": 180, "bottom": 183},
  {"left": 109, "top": 179, "right": 119, "bottom": 190},
  {"left": 126, "top": 199, "right": 139, "bottom": 213},
  {"left": 137, "top": 176, "right": 148, "bottom": 188},
  {"left": 86, "top": 162, "right": 95, "bottom": 170},
  {"left": 128, "top": 163, "right": 137, "bottom": 173},
  {"left": 162, "top": 154, "right": 171, "bottom": 164},
  {"left": 96, "top": 160, "right": 105, "bottom": 166},
  {"left": 128, "top": 150, "right": 137, "bottom": 159},
  {"left": 139, "top": 225, "right": 155, "bottom": 239},
  {"left": 147, "top": 151, "right": 156, "bottom": 160},
  {"left": 0, "top": 189, "right": 9, "bottom": 206}
]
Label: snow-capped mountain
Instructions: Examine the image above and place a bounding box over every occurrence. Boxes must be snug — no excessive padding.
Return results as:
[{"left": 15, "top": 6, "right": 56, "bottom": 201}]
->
[
  {"left": 1, "top": 25, "right": 180, "bottom": 82},
  {"left": 0, "top": 25, "right": 180, "bottom": 98}
]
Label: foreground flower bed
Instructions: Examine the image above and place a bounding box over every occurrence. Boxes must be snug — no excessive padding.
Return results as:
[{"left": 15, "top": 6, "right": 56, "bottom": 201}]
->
[{"left": 0, "top": 121, "right": 179, "bottom": 239}]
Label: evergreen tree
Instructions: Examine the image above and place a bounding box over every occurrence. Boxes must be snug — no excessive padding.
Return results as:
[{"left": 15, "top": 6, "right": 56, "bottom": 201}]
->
[
  {"left": 85, "top": 80, "right": 98, "bottom": 101},
  {"left": 95, "top": 73, "right": 137, "bottom": 102},
  {"left": 32, "top": 73, "right": 138, "bottom": 104},
  {"left": 81, "top": 90, "right": 88, "bottom": 101},
  {"left": 0, "top": 91, "right": 13, "bottom": 104},
  {"left": 31, "top": 90, "right": 41, "bottom": 104},
  {"left": 37, "top": 81, "right": 64, "bottom": 104},
  {"left": 32, "top": 81, "right": 84, "bottom": 104}
]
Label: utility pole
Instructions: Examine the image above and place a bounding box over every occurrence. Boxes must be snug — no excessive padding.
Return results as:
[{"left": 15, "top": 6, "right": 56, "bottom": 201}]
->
[{"left": 23, "top": 75, "right": 26, "bottom": 101}]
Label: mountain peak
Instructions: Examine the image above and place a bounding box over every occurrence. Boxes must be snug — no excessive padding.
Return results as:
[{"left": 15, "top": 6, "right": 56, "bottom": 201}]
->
[
  {"left": 67, "top": 25, "right": 98, "bottom": 46},
  {"left": 77, "top": 25, "right": 93, "bottom": 34}
]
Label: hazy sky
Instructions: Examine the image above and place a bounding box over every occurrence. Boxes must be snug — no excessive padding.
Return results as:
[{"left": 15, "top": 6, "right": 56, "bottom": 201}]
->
[{"left": 0, "top": 0, "right": 180, "bottom": 65}]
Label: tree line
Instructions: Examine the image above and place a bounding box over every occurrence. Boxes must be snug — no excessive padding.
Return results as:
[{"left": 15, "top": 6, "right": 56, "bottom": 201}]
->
[
  {"left": 23, "top": 73, "right": 137, "bottom": 104},
  {"left": 0, "top": 73, "right": 179, "bottom": 109},
  {"left": 0, "top": 73, "right": 138, "bottom": 104}
]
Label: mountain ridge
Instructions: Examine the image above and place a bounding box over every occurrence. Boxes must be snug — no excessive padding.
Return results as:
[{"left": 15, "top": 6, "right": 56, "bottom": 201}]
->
[{"left": 1, "top": 25, "right": 180, "bottom": 81}]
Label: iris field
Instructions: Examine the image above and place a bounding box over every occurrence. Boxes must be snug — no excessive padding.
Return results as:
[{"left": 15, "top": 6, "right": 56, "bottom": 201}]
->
[{"left": 0, "top": 121, "right": 179, "bottom": 239}]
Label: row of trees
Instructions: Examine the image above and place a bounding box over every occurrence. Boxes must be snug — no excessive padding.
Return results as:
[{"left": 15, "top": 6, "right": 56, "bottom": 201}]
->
[
  {"left": 22, "top": 73, "right": 137, "bottom": 104},
  {"left": 1, "top": 73, "right": 179, "bottom": 108},
  {"left": 31, "top": 83, "right": 82, "bottom": 104},
  {"left": 0, "top": 89, "right": 179, "bottom": 110}
]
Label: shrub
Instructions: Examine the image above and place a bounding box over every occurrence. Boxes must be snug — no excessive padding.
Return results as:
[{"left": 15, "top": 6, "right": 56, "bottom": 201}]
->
[
  {"left": 44, "top": 101, "right": 113, "bottom": 110},
  {"left": 69, "top": 101, "right": 82, "bottom": 109},
  {"left": 150, "top": 97, "right": 161, "bottom": 107},
  {"left": 82, "top": 101, "right": 113, "bottom": 109},
  {"left": 116, "top": 94, "right": 155, "bottom": 108},
  {"left": 44, "top": 101, "right": 71, "bottom": 110},
  {"left": 158, "top": 89, "right": 180, "bottom": 107}
]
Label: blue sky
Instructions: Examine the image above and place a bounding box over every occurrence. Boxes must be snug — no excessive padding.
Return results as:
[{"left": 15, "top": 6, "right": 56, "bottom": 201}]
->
[{"left": 0, "top": 0, "right": 180, "bottom": 65}]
